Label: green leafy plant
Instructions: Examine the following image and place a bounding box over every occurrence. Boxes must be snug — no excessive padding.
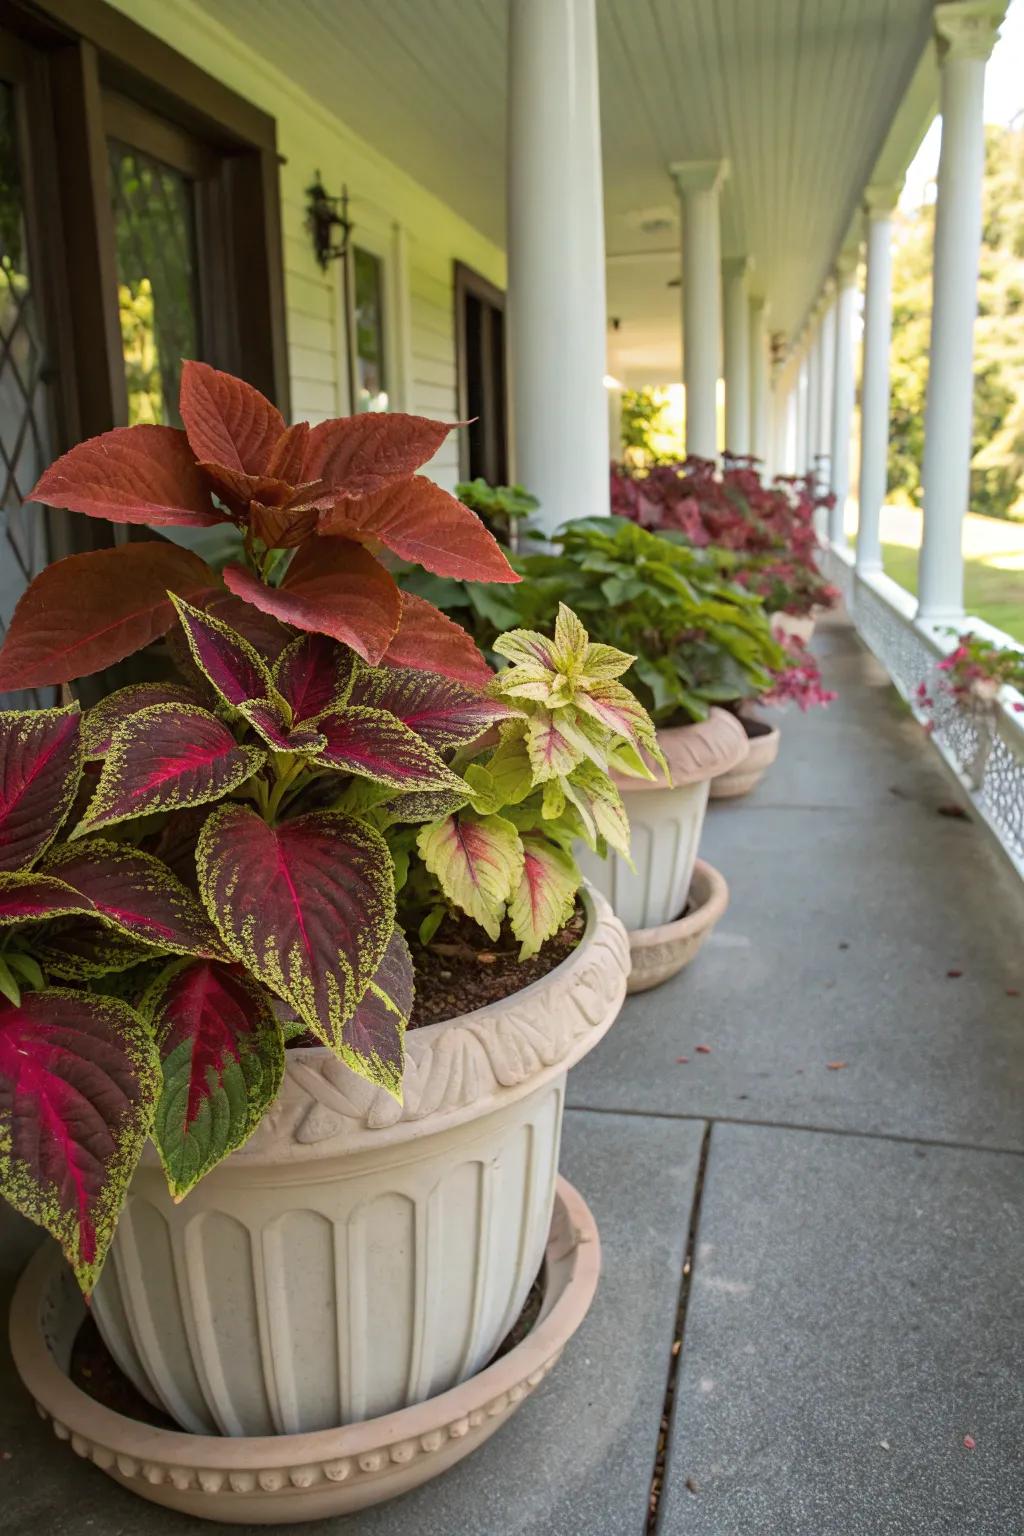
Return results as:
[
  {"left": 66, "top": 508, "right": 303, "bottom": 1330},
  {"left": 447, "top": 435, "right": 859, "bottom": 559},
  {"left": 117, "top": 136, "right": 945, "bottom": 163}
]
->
[
  {"left": 496, "top": 518, "right": 785, "bottom": 727},
  {"left": 0, "top": 368, "right": 652, "bottom": 1294},
  {"left": 455, "top": 478, "right": 540, "bottom": 546}
]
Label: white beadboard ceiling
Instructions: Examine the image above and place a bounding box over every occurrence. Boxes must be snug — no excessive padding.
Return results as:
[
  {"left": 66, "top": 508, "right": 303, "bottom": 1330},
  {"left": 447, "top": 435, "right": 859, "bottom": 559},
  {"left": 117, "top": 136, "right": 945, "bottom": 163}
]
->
[{"left": 210, "top": 0, "right": 937, "bottom": 379}]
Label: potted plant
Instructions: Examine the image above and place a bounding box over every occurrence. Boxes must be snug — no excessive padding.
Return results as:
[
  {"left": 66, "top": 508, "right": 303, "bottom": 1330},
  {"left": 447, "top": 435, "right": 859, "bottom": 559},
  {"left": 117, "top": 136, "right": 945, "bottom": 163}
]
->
[
  {"left": 0, "top": 364, "right": 660, "bottom": 1517},
  {"left": 917, "top": 630, "right": 1024, "bottom": 788},
  {"left": 501, "top": 516, "right": 785, "bottom": 988}
]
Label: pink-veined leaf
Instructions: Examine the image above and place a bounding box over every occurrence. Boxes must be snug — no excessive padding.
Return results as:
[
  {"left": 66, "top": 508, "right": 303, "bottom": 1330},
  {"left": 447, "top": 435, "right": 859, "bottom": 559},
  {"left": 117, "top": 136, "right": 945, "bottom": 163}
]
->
[
  {"left": 196, "top": 805, "right": 395, "bottom": 1056},
  {"left": 0, "top": 544, "right": 217, "bottom": 690},
  {"left": 31, "top": 918, "right": 160, "bottom": 979},
  {"left": 340, "top": 928, "right": 412, "bottom": 1099},
  {"left": 383, "top": 592, "right": 493, "bottom": 687},
  {"left": 73, "top": 704, "right": 264, "bottom": 837},
  {"left": 272, "top": 632, "right": 357, "bottom": 723},
  {"left": 146, "top": 958, "right": 285, "bottom": 1198},
  {"left": 311, "top": 706, "right": 467, "bottom": 792},
  {"left": 416, "top": 812, "right": 524, "bottom": 941},
  {"left": 179, "top": 360, "right": 285, "bottom": 476},
  {"left": 508, "top": 836, "right": 580, "bottom": 960},
  {"left": 303, "top": 412, "right": 456, "bottom": 499},
  {"left": 222, "top": 538, "right": 402, "bottom": 664},
  {"left": 43, "top": 840, "right": 227, "bottom": 959},
  {"left": 0, "top": 872, "right": 93, "bottom": 925},
  {"left": 195, "top": 589, "right": 292, "bottom": 661},
  {"left": 0, "top": 705, "right": 82, "bottom": 872},
  {"left": 347, "top": 663, "right": 512, "bottom": 751},
  {"left": 237, "top": 697, "right": 327, "bottom": 754},
  {"left": 319, "top": 476, "right": 519, "bottom": 584},
  {"left": 170, "top": 595, "right": 275, "bottom": 710},
  {"left": 525, "top": 711, "right": 585, "bottom": 782},
  {"left": 29, "top": 424, "right": 220, "bottom": 528},
  {"left": 0, "top": 988, "right": 159, "bottom": 1292},
  {"left": 562, "top": 761, "right": 632, "bottom": 857},
  {"left": 82, "top": 683, "right": 205, "bottom": 758}
]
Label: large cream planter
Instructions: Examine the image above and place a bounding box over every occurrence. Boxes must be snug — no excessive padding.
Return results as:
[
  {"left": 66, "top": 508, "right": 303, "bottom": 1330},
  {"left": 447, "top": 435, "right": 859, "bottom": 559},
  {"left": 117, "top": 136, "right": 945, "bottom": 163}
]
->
[
  {"left": 91, "top": 889, "right": 630, "bottom": 1439},
  {"left": 576, "top": 708, "right": 749, "bottom": 931}
]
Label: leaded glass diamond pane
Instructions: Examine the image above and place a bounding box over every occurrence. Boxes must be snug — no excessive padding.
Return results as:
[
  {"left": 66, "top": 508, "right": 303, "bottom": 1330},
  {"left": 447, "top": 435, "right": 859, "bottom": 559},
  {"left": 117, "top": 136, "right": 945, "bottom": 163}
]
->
[
  {"left": 0, "top": 80, "right": 53, "bottom": 708},
  {"left": 108, "top": 140, "right": 200, "bottom": 427}
]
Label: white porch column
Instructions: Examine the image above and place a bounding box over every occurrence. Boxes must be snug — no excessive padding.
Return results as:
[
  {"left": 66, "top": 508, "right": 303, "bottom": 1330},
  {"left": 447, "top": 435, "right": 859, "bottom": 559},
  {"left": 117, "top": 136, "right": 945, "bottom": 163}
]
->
[
  {"left": 796, "top": 348, "right": 810, "bottom": 474},
  {"left": 722, "top": 256, "right": 752, "bottom": 455},
  {"left": 670, "top": 159, "right": 729, "bottom": 459},
  {"left": 917, "top": 1, "right": 1004, "bottom": 621},
  {"left": 806, "top": 320, "right": 821, "bottom": 477},
  {"left": 856, "top": 183, "right": 902, "bottom": 573},
  {"left": 829, "top": 254, "right": 859, "bottom": 544},
  {"left": 749, "top": 295, "right": 770, "bottom": 462},
  {"left": 507, "top": 0, "right": 608, "bottom": 533},
  {"left": 816, "top": 283, "right": 837, "bottom": 486}
]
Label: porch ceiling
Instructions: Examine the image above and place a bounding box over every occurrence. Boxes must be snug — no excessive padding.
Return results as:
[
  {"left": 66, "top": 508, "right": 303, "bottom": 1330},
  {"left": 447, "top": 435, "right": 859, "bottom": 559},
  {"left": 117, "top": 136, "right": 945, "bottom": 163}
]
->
[{"left": 212, "top": 0, "right": 936, "bottom": 377}]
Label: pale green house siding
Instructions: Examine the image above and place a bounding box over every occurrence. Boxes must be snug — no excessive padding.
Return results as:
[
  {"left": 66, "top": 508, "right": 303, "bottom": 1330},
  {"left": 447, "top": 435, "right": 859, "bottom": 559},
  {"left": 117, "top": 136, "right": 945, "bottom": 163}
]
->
[{"left": 107, "top": 0, "right": 507, "bottom": 490}]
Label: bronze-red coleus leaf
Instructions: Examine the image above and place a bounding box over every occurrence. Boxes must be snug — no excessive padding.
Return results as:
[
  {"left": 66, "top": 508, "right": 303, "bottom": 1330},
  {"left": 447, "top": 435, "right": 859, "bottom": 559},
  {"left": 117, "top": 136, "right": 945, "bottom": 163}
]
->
[
  {"left": 146, "top": 958, "right": 285, "bottom": 1198},
  {"left": 0, "top": 988, "right": 159, "bottom": 1291},
  {"left": 0, "top": 544, "right": 217, "bottom": 691},
  {"left": 319, "top": 474, "right": 518, "bottom": 585},
  {"left": 222, "top": 538, "right": 402, "bottom": 664},
  {"left": 180, "top": 360, "right": 287, "bottom": 480},
  {"left": 0, "top": 704, "right": 82, "bottom": 872},
  {"left": 347, "top": 663, "right": 512, "bottom": 751},
  {"left": 303, "top": 411, "right": 457, "bottom": 499},
  {"left": 29, "top": 424, "right": 221, "bottom": 528},
  {"left": 196, "top": 804, "right": 394, "bottom": 1052},
  {"left": 383, "top": 592, "right": 493, "bottom": 687}
]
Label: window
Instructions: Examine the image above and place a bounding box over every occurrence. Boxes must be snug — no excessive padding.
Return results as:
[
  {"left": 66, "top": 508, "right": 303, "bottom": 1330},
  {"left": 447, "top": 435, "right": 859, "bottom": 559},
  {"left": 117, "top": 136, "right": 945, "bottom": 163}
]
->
[
  {"left": 454, "top": 262, "right": 507, "bottom": 484},
  {"left": 348, "top": 245, "right": 388, "bottom": 413}
]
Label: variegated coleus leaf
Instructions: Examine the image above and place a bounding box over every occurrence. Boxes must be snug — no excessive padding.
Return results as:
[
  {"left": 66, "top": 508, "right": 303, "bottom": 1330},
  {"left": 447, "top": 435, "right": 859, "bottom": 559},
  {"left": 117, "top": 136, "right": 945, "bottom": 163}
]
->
[
  {"left": 237, "top": 698, "right": 327, "bottom": 754},
  {"left": 145, "top": 958, "right": 285, "bottom": 1199},
  {"left": 272, "top": 631, "right": 358, "bottom": 724},
  {"left": 573, "top": 677, "right": 668, "bottom": 775},
  {"left": 562, "top": 761, "right": 632, "bottom": 859},
  {"left": 43, "top": 840, "right": 227, "bottom": 959},
  {"left": 82, "top": 684, "right": 205, "bottom": 759},
  {"left": 524, "top": 709, "right": 587, "bottom": 783},
  {"left": 0, "top": 705, "right": 82, "bottom": 873},
  {"left": 416, "top": 812, "right": 524, "bottom": 941},
  {"left": 197, "top": 806, "right": 395, "bottom": 1062},
  {"left": 31, "top": 917, "right": 159, "bottom": 980},
  {"left": 310, "top": 706, "right": 468, "bottom": 793},
  {"left": 170, "top": 595, "right": 277, "bottom": 713},
  {"left": 347, "top": 663, "right": 512, "bottom": 752},
  {"left": 508, "top": 836, "right": 580, "bottom": 960},
  {"left": 0, "top": 872, "right": 93, "bottom": 925},
  {"left": 73, "top": 704, "right": 265, "bottom": 837},
  {"left": 0, "top": 988, "right": 159, "bottom": 1292},
  {"left": 340, "top": 928, "right": 413, "bottom": 1100}
]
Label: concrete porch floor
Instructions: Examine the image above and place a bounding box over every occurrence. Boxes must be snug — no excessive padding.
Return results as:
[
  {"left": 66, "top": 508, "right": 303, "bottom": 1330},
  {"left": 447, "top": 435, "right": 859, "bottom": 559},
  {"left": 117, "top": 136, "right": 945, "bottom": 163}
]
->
[{"left": 2, "top": 615, "right": 1022, "bottom": 1535}]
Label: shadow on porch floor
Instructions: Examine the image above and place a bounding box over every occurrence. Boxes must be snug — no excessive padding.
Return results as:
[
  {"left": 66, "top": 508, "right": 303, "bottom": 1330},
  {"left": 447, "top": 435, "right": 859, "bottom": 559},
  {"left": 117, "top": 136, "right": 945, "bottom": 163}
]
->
[{"left": 1, "top": 615, "right": 1021, "bottom": 1535}]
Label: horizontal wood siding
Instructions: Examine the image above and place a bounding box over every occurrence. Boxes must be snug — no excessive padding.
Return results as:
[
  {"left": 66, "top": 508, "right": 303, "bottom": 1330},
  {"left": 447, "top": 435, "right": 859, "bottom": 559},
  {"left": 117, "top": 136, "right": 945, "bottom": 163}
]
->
[{"left": 105, "top": 0, "right": 505, "bottom": 489}]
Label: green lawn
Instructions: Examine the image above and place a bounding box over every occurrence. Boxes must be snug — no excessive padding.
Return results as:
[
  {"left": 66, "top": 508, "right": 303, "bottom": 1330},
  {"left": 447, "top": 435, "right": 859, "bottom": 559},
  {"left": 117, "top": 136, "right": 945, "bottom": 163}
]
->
[{"left": 881, "top": 542, "right": 1024, "bottom": 643}]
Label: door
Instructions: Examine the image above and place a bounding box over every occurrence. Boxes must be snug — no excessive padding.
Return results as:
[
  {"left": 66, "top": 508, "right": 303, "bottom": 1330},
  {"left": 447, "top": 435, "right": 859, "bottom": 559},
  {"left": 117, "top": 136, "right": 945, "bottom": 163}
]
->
[{"left": 454, "top": 262, "right": 507, "bottom": 485}]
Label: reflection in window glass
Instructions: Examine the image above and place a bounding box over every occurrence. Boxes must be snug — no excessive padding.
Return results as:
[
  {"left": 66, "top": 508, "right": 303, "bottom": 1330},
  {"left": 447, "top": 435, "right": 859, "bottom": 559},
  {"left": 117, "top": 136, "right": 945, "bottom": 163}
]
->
[
  {"left": 352, "top": 246, "right": 388, "bottom": 412},
  {"left": 108, "top": 141, "right": 200, "bottom": 426},
  {"left": 0, "top": 81, "right": 54, "bottom": 706}
]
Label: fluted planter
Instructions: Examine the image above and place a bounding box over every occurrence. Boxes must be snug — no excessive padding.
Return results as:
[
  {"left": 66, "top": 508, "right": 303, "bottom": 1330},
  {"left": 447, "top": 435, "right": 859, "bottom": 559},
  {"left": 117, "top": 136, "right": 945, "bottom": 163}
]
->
[
  {"left": 576, "top": 707, "right": 748, "bottom": 934},
  {"left": 90, "top": 889, "right": 630, "bottom": 1440},
  {"left": 710, "top": 715, "right": 780, "bottom": 800},
  {"left": 771, "top": 610, "right": 815, "bottom": 647}
]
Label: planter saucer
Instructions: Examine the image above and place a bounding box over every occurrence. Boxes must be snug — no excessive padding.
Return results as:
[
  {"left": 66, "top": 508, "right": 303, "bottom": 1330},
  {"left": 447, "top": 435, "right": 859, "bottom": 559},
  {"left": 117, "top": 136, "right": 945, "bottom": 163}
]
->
[
  {"left": 10, "top": 1178, "right": 600, "bottom": 1526},
  {"left": 710, "top": 718, "right": 780, "bottom": 800},
  {"left": 626, "top": 859, "right": 729, "bottom": 993}
]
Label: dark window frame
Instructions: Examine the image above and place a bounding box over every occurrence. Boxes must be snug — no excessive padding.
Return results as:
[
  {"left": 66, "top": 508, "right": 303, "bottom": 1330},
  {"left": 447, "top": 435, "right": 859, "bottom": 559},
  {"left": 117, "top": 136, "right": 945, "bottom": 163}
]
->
[{"left": 453, "top": 260, "right": 507, "bottom": 485}]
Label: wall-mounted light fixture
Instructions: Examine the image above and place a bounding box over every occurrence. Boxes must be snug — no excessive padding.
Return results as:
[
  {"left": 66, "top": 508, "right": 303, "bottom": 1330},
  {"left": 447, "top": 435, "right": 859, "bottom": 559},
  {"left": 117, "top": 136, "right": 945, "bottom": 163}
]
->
[{"left": 305, "top": 174, "right": 353, "bottom": 271}]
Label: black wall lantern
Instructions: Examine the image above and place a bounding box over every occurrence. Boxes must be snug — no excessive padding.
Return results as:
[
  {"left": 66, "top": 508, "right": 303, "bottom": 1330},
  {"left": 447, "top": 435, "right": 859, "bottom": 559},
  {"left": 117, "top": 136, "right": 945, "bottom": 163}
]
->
[{"left": 305, "top": 174, "right": 353, "bottom": 271}]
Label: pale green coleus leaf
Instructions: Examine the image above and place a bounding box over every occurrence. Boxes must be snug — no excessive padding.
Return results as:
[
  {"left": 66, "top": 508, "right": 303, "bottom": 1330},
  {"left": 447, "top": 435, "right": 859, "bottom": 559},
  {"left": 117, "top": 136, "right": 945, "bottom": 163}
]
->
[
  {"left": 553, "top": 603, "right": 589, "bottom": 672},
  {"left": 416, "top": 812, "right": 524, "bottom": 941},
  {"left": 525, "top": 711, "right": 586, "bottom": 782},
  {"left": 563, "top": 761, "right": 633, "bottom": 859},
  {"left": 508, "top": 835, "right": 580, "bottom": 959},
  {"left": 485, "top": 733, "right": 536, "bottom": 806}
]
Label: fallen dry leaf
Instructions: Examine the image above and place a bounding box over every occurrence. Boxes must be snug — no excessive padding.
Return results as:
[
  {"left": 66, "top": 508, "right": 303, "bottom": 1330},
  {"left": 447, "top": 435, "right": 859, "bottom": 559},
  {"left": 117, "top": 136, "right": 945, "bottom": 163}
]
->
[
  {"left": 1006, "top": 988, "right": 1020, "bottom": 998},
  {"left": 695, "top": 1044, "right": 711, "bottom": 1055},
  {"left": 826, "top": 1061, "right": 848, "bottom": 1071},
  {"left": 685, "top": 1476, "right": 700, "bottom": 1495},
  {"left": 963, "top": 1435, "right": 976, "bottom": 1450},
  {"left": 937, "top": 801, "right": 968, "bottom": 819},
  {"left": 947, "top": 969, "right": 963, "bottom": 978},
  {"left": 676, "top": 1056, "right": 689, "bottom": 1064}
]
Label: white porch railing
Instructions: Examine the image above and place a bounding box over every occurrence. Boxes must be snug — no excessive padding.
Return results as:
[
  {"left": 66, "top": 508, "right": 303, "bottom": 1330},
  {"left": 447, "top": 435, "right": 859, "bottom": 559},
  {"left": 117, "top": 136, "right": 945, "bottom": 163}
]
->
[{"left": 820, "top": 541, "right": 1024, "bottom": 879}]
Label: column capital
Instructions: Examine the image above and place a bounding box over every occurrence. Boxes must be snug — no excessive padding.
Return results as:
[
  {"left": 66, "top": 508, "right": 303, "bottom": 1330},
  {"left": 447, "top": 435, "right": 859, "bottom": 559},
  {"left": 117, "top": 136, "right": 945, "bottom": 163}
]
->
[
  {"left": 863, "top": 181, "right": 903, "bottom": 216},
  {"left": 722, "top": 254, "right": 753, "bottom": 281},
  {"left": 934, "top": 1, "right": 1004, "bottom": 62},
  {"left": 835, "top": 250, "right": 860, "bottom": 284},
  {"left": 668, "top": 158, "right": 730, "bottom": 196}
]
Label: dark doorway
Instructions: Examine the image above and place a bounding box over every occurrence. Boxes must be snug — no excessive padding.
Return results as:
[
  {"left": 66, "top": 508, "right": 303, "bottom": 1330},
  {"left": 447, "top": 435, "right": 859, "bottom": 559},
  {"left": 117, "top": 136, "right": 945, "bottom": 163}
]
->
[{"left": 454, "top": 261, "right": 507, "bottom": 485}]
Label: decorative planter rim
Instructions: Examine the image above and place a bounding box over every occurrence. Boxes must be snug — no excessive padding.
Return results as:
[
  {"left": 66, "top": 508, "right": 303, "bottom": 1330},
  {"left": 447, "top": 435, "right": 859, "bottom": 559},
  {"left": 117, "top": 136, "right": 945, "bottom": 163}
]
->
[
  {"left": 615, "top": 706, "right": 749, "bottom": 792},
  {"left": 10, "top": 1178, "right": 600, "bottom": 1524},
  {"left": 139, "top": 885, "right": 630, "bottom": 1165}
]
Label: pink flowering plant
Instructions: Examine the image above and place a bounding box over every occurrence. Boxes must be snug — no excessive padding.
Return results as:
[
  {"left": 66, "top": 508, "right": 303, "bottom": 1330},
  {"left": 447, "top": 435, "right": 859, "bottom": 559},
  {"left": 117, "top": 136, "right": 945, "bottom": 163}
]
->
[
  {"left": 916, "top": 632, "right": 1024, "bottom": 721},
  {"left": 0, "top": 366, "right": 658, "bottom": 1295}
]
